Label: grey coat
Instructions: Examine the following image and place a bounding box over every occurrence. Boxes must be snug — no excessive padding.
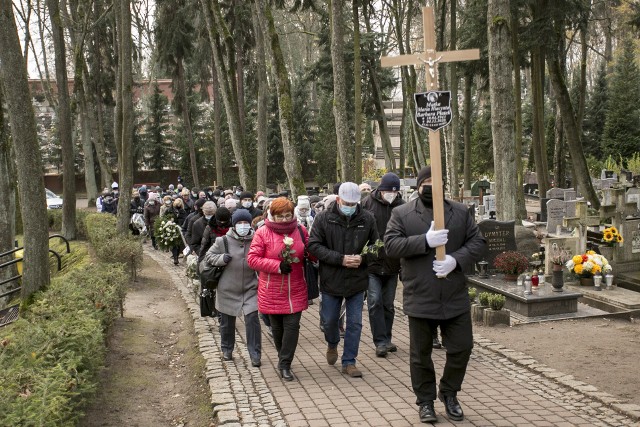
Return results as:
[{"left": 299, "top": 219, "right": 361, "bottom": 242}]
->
[
  {"left": 384, "top": 198, "right": 486, "bottom": 320},
  {"left": 203, "top": 229, "right": 258, "bottom": 317}
]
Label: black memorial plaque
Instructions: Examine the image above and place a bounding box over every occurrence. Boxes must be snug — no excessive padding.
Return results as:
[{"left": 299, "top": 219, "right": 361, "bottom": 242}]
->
[
  {"left": 478, "top": 220, "right": 517, "bottom": 269},
  {"left": 414, "top": 91, "right": 452, "bottom": 131}
]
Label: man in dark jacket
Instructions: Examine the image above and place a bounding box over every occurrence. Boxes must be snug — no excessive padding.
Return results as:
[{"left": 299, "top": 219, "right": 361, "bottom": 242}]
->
[
  {"left": 361, "top": 172, "right": 405, "bottom": 358},
  {"left": 308, "top": 182, "right": 378, "bottom": 378},
  {"left": 189, "top": 201, "right": 216, "bottom": 256},
  {"left": 385, "top": 166, "right": 486, "bottom": 423},
  {"left": 238, "top": 191, "right": 263, "bottom": 219}
]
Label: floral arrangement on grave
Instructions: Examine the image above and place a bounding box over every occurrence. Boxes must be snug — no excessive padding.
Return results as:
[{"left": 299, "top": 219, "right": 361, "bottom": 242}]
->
[
  {"left": 281, "top": 236, "right": 300, "bottom": 264},
  {"left": 361, "top": 239, "right": 385, "bottom": 257},
  {"left": 549, "top": 243, "right": 571, "bottom": 267},
  {"left": 565, "top": 250, "right": 612, "bottom": 278},
  {"left": 493, "top": 251, "right": 529, "bottom": 276},
  {"left": 601, "top": 226, "right": 623, "bottom": 247},
  {"left": 154, "top": 215, "right": 182, "bottom": 250}
]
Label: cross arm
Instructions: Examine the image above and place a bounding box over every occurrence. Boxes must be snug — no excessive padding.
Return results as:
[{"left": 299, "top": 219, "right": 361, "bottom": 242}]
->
[{"left": 381, "top": 49, "right": 480, "bottom": 68}]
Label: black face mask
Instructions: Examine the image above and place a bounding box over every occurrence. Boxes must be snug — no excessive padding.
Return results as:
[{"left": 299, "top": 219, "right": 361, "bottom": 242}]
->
[
  {"left": 419, "top": 185, "right": 433, "bottom": 208},
  {"left": 218, "top": 221, "right": 230, "bottom": 228}
]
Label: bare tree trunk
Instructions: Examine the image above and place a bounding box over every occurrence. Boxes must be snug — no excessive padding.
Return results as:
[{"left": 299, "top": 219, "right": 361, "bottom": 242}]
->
[
  {"left": 0, "top": 0, "right": 51, "bottom": 297},
  {"left": 368, "top": 62, "right": 396, "bottom": 172},
  {"left": 116, "top": 0, "right": 134, "bottom": 233},
  {"left": 92, "top": 99, "right": 112, "bottom": 190},
  {"left": 462, "top": 71, "right": 472, "bottom": 191},
  {"left": 79, "top": 91, "right": 98, "bottom": 206},
  {"left": 255, "top": 0, "right": 306, "bottom": 198},
  {"left": 211, "top": 64, "right": 224, "bottom": 187},
  {"left": 547, "top": 20, "right": 599, "bottom": 210},
  {"left": 0, "top": 83, "right": 17, "bottom": 292},
  {"left": 47, "top": 0, "right": 76, "bottom": 239},
  {"left": 176, "top": 58, "right": 200, "bottom": 188},
  {"left": 330, "top": 0, "right": 353, "bottom": 182},
  {"left": 488, "top": 0, "right": 519, "bottom": 222},
  {"left": 511, "top": 5, "right": 526, "bottom": 218},
  {"left": 251, "top": 1, "right": 267, "bottom": 190},
  {"left": 201, "top": 0, "right": 250, "bottom": 189},
  {"left": 234, "top": 0, "right": 246, "bottom": 139},
  {"left": 448, "top": 0, "right": 460, "bottom": 198},
  {"left": 553, "top": 102, "right": 564, "bottom": 184},
  {"left": 353, "top": 0, "right": 363, "bottom": 182}
]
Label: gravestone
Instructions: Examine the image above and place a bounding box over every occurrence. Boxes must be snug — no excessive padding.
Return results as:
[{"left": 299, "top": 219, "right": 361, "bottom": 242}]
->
[
  {"left": 601, "top": 170, "right": 615, "bottom": 180},
  {"left": 565, "top": 200, "right": 577, "bottom": 218},
  {"left": 478, "top": 219, "right": 516, "bottom": 268},
  {"left": 543, "top": 236, "right": 579, "bottom": 277},
  {"left": 483, "top": 195, "right": 496, "bottom": 216},
  {"left": 564, "top": 189, "right": 577, "bottom": 201},
  {"left": 546, "top": 188, "right": 566, "bottom": 200},
  {"left": 627, "top": 187, "right": 640, "bottom": 211},
  {"left": 617, "top": 219, "right": 640, "bottom": 273},
  {"left": 538, "top": 197, "right": 549, "bottom": 222},
  {"left": 546, "top": 199, "right": 567, "bottom": 234}
]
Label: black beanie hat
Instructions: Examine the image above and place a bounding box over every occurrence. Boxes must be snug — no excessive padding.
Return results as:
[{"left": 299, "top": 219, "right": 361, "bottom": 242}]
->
[
  {"left": 239, "top": 191, "right": 254, "bottom": 200},
  {"left": 232, "top": 209, "right": 253, "bottom": 226},
  {"left": 195, "top": 198, "right": 207, "bottom": 210},
  {"left": 417, "top": 166, "right": 432, "bottom": 186},
  {"left": 378, "top": 173, "right": 401, "bottom": 191},
  {"left": 215, "top": 207, "right": 232, "bottom": 223}
]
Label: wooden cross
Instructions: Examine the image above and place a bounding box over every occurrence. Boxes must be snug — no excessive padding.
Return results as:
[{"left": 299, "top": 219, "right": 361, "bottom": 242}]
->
[{"left": 381, "top": 6, "right": 480, "bottom": 261}]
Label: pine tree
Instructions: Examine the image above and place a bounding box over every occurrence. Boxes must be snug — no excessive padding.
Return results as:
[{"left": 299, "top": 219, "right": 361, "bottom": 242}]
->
[
  {"left": 141, "top": 84, "right": 170, "bottom": 171},
  {"left": 582, "top": 63, "right": 607, "bottom": 158},
  {"left": 314, "top": 95, "right": 338, "bottom": 189},
  {"left": 602, "top": 39, "right": 640, "bottom": 161}
]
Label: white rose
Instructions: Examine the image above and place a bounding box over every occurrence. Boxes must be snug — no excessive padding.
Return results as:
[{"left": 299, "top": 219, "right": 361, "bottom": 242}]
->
[{"left": 283, "top": 236, "right": 294, "bottom": 246}]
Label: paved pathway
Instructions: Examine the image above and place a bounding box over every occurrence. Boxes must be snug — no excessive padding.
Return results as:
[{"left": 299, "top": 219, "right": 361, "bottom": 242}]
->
[{"left": 146, "top": 247, "right": 639, "bottom": 427}]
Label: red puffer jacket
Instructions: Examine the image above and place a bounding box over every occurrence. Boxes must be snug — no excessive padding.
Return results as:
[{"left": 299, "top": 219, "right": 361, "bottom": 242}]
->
[{"left": 247, "top": 223, "right": 309, "bottom": 314}]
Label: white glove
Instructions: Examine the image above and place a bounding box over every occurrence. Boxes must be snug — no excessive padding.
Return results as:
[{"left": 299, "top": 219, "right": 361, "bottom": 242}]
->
[
  {"left": 433, "top": 255, "right": 457, "bottom": 278},
  {"left": 425, "top": 221, "right": 448, "bottom": 248}
]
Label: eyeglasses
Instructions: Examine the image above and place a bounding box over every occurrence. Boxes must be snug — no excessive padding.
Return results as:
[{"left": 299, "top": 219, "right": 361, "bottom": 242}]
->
[{"left": 274, "top": 213, "right": 293, "bottom": 221}]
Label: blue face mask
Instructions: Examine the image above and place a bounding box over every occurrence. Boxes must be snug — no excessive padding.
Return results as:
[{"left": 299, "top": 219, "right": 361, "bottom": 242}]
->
[
  {"left": 235, "top": 223, "right": 251, "bottom": 236},
  {"left": 340, "top": 205, "right": 356, "bottom": 216}
]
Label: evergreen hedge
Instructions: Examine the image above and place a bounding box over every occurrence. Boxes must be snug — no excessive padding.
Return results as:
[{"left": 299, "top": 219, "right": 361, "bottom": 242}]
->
[{"left": 0, "top": 213, "right": 141, "bottom": 426}]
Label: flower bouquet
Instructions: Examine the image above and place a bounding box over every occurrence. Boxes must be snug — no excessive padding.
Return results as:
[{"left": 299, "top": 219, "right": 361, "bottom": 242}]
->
[
  {"left": 565, "top": 250, "right": 612, "bottom": 279},
  {"left": 549, "top": 243, "right": 571, "bottom": 267},
  {"left": 602, "top": 226, "right": 623, "bottom": 247},
  {"left": 281, "top": 236, "right": 300, "bottom": 264},
  {"left": 493, "top": 251, "right": 529, "bottom": 278},
  {"left": 154, "top": 215, "right": 182, "bottom": 250}
]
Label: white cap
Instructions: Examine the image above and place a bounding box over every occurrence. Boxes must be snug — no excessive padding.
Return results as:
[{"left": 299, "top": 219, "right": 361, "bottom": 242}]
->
[
  {"left": 111, "top": 182, "right": 119, "bottom": 189},
  {"left": 338, "top": 182, "right": 361, "bottom": 204}
]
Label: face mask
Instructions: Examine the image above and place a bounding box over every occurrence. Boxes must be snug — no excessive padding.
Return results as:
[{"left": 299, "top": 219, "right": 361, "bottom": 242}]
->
[
  {"left": 208, "top": 191, "right": 213, "bottom": 196},
  {"left": 242, "top": 201, "right": 252, "bottom": 209},
  {"left": 235, "top": 223, "right": 251, "bottom": 236},
  {"left": 191, "top": 193, "right": 197, "bottom": 198},
  {"left": 236, "top": 191, "right": 242, "bottom": 197},
  {"left": 149, "top": 200, "right": 156, "bottom": 205},
  {"left": 340, "top": 204, "right": 356, "bottom": 216},
  {"left": 361, "top": 191, "right": 370, "bottom": 199},
  {"left": 165, "top": 201, "right": 171, "bottom": 206},
  {"left": 383, "top": 192, "right": 397, "bottom": 204},
  {"left": 218, "top": 221, "right": 230, "bottom": 228},
  {"left": 205, "top": 215, "right": 213, "bottom": 220},
  {"left": 419, "top": 185, "right": 433, "bottom": 207},
  {"left": 298, "top": 209, "right": 309, "bottom": 218}
]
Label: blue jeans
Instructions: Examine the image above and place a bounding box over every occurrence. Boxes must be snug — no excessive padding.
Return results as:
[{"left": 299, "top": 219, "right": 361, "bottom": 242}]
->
[
  {"left": 367, "top": 274, "right": 398, "bottom": 347},
  {"left": 321, "top": 291, "right": 365, "bottom": 367}
]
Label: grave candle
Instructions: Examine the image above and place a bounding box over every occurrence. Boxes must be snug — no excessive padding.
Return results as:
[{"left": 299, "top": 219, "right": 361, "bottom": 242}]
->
[{"left": 531, "top": 269, "right": 539, "bottom": 288}]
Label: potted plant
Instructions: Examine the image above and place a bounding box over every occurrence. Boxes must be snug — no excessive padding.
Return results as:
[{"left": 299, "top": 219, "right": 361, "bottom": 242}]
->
[
  {"left": 565, "top": 250, "right": 612, "bottom": 286},
  {"left": 472, "top": 291, "right": 491, "bottom": 324},
  {"left": 483, "top": 294, "right": 510, "bottom": 326},
  {"left": 493, "top": 251, "right": 529, "bottom": 280},
  {"left": 549, "top": 243, "right": 571, "bottom": 292},
  {"left": 468, "top": 287, "right": 477, "bottom": 305}
]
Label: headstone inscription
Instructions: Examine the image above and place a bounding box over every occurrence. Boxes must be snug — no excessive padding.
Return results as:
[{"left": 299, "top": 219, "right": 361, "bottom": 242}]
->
[
  {"left": 478, "top": 220, "right": 517, "bottom": 269},
  {"left": 547, "top": 199, "right": 567, "bottom": 234}
]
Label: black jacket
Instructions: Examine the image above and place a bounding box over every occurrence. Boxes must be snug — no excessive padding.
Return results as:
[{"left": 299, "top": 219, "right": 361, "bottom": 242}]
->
[
  {"left": 189, "top": 215, "right": 209, "bottom": 256},
  {"left": 384, "top": 198, "right": 486, "bottom": 320},
  {"left": 129, "top": 198, "right": 144, "bottom": 215},
  {"left": 308, "top": 203, "right": 378, "bottom": 298},
  {"left": 240, "top": 205, "right": 263, "bottom": 219},
  {"left": 361, "top": 189, "right": 405, "bottom": 275}
]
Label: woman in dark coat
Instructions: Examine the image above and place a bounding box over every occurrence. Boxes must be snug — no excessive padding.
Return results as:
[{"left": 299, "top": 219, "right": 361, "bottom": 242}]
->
[
  {"left": 203, "top": 209, "right": 261, "bottom": 367},
  {"left": 143, "top": 193, "right": 161, "bottom": 249}
]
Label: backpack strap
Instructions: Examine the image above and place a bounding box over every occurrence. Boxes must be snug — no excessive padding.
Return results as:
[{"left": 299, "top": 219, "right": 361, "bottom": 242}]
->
[
  {"left": 297, "top": 225, "right": 308, "bottom": 259},
  {"left": 223, "top": 235, "right": 229, "bottom": 253}
]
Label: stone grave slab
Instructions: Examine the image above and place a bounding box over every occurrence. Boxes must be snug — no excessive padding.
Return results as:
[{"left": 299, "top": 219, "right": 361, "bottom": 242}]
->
[
  {"left": 627, "top": 187, "right": 640, "bottom": 211},
  {"left": 467, "top": 276, "right": 582, "bottom": 317},
  {"left": 565, "top": 200, "right": 577, "bottom": 218},
  {"left": 478, "top": 219, "right": 516, "bottom": 268},
  {"left": 564, "top": 189, "right": 576, "bottom": 201},
  {"left": 546, "top": 188, "right": 566, "bottom": 200},
  {"left": 546, "top": 199, "right": 567, "bottom": 234}
]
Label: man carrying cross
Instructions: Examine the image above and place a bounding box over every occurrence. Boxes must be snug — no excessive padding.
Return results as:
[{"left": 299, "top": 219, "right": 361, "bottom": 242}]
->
[{"left": 385, "top": 166, "right": 486, "bottom": 423}]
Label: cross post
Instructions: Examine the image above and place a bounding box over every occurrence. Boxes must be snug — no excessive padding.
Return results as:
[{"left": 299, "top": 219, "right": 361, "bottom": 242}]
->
[{"left": 381, "top": 6, "right": 480, "bottom": 261}]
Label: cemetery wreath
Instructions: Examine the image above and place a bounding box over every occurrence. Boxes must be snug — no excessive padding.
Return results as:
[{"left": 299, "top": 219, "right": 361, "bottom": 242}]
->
[
  {"left": 493, "top": 251, "right": 529, "bottom": 275},
  {"left": 565, "top": 250, "right": 612, "bottom": 278},
  {"left": 154, "top": 215, "right": 182, "bottom": 250},
  {"left": 602, "top": 226, "right": 624, "bottom": 247}
]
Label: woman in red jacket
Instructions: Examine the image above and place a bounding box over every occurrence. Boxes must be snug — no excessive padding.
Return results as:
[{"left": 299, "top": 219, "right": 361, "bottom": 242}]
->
[{"left": 247, "top": 197, "right": 308, "bottom": 381}]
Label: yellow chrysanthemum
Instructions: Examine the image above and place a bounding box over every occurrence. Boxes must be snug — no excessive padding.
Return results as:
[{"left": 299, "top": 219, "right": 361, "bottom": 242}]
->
[
  {"left": 591, "top": 264, "right": 602, "bottom": 274},
  {"left": 572, "top": 255, "right": 583, "bottom": 264},
  {"left": 586, "top": 250, "right": 596, "bottom": 255},
  {"left": 603, "top": 231, "right": 614, "bottom": 242},
  {"left": 574, "top": 264, "right": 584, "bottom": 274}
]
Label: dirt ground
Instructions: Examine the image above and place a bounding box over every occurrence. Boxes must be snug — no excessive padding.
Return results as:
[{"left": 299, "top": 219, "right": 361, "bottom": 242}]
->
[
  {"left": 79, "top": 254, "right": 214, "bottom": 427},
  {"left": 475, "top": 317, "right": 640, "bottom": 406}
]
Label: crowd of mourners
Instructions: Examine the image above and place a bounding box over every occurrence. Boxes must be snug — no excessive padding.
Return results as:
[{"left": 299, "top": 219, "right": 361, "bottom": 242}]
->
[{"left": 95, "top": 167, "right": 487, "bottom": 424}]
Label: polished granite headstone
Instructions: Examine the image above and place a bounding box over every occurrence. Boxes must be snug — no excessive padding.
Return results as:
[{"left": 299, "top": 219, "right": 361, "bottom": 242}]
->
[
  {"left": 477, "top": 220, "right": 516, "bottom": 268},
  {"left": 467, "top": 275, "right": 582, "bottom": 317}
]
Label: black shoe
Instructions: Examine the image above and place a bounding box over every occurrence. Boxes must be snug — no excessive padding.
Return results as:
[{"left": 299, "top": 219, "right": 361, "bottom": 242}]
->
[
  {"left": 438, "top": 392, "right": 464, "bottom": 421},
  {"left": 308, "top": 299, "right": 314, "bottom": 305},
  {"left": 280, "top": 368, "right": 294, "bottom": 381},
  {"left": 251, "top": 357, "right": 261, "bottom": 367},
  {"left": 432, "top": 337, "right": 442, "bottom": 349},
  {"left": 387, "top": 342, "right": 398, "bottom": 352},
  {"left": 419, "top": 402, "right": 437, "bottom": 423},
  {"left": 173, "top": 259, "right": 179, "bottom": 265},
  {"left": 375, "top": 345, "right": 388, "bottom": 358},
  {"left": 222, "top": 351, "right": 232, "bottom": 361}
]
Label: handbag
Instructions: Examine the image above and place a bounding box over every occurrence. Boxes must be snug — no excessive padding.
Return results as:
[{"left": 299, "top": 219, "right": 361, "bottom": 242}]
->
[
  {"left": 199, "top": 236, "right": 229, "bottom": 290},
  {"left": 298, "top": 226, "right": 319, "bottom": 300},
  {"left": 199, "top": 287, "right": 217, "bottom": 317}
]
